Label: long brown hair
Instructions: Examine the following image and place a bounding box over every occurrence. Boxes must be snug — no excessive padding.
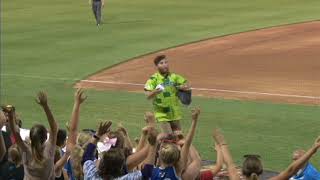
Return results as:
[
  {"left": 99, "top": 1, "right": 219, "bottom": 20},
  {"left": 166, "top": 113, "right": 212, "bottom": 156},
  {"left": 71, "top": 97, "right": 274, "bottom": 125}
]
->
[
  {"left": 29, "top": 124, "right": 47, "bottom": 163},
  {"left": 98, "top": 148, "right": 125, "bottom": 179}
]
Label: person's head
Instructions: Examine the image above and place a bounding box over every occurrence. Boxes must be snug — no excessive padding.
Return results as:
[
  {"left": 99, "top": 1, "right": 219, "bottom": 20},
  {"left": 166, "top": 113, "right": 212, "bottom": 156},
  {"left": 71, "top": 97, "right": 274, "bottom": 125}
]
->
[
  {"left": 77, "top": 132, "right": 92, "bottom": 148},
  {"left": 8, "top": 144, "right": 22, "bottom": 166},
  {"left": 159, "top": 143, "right": 180, "bottom": 166},
  {"left": 154, "top": 55, "right": 169, "bottom": 75},
  {"left": 30, "top": 124, "right": 48, "bottom": 163},
  {"left": 98, "top": 148, "right": 126, "bottom": 179},
  {"left": 116, "top": 127, "right": 133, "bottom": 156},
  {"left": 56, "top": 129, "right": 67, "bottom": 147},
  {"left": 108, "top": 131, "right": 125, "bottom": 149},
  {"left": 242, "top": 155, "right": 263, "bottom": 180},
  {"left": 292, "top": 149, "right": 306, "bottom": 161}
]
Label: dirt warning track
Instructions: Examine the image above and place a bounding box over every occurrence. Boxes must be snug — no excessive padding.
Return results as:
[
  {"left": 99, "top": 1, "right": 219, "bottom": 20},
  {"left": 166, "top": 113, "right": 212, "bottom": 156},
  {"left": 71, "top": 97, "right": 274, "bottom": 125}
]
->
[{"left": 76, "top": 21, "right": 320, "bottom": 105}]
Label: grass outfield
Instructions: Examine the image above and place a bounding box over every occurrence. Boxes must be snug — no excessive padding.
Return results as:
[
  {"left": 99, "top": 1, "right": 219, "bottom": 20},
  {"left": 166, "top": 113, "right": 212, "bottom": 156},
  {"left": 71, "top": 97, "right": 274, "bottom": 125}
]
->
[{"left": 2, "top": 0, "right": 320, "bottom": 171}]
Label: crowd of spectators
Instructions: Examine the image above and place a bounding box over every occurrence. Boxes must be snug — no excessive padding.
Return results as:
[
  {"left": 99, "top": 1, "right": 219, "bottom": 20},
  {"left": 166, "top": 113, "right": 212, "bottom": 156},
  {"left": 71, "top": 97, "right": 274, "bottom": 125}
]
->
[{"left": 0, "top": 89, "right": 319, "bottom": 180}]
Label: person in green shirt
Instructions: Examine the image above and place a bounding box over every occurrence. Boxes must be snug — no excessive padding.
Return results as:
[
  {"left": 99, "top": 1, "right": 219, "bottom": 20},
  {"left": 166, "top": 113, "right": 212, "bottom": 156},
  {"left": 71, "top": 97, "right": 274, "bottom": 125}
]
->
[{"left": 144, "top": 55, "right": 191, "bottom": 134}]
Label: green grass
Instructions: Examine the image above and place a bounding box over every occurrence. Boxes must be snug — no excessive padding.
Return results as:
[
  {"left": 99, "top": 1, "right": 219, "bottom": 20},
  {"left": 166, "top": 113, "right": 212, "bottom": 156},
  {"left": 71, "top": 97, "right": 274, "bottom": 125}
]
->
[{"left": 2, "top": 0, "right": 320, "bottom": 171}]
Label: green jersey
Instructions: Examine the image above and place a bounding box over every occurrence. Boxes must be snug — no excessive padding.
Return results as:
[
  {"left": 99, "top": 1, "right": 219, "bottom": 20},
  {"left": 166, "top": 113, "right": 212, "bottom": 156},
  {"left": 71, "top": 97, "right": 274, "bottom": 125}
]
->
[{"left": 144, "top": 72, "right": 187, "bottom": 122}]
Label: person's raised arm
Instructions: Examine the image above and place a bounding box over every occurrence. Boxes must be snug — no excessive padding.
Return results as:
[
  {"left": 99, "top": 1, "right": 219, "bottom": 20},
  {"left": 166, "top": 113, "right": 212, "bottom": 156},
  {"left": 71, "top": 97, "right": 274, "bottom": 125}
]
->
[
  {"left": 68, "top": 89, "right": 87, "bottom": 145},
  {"left": 127, "top": 113, "right": 157, "bottom": 170},
  {"left": 55, "top": 142, "right": 72, "bottom": 174},
  {"left": 117, "top": 124, "right": 134, "bottom": 153},
  {"left": 269, "top": 136, "right": 320, "bottom": 180},
  {"left": 7, "top": 108, "right": 28, "bottom": 152},
  {"left": 213, "top": 129, "right": 240, "bottom": 180},
  {"left": 36, "top": 91, "right": 58, "bottom": 145},
  {"left": 211, "top": 143, "right": 224, "bottom": 176},
  {"left": 126, "top": 114, "right": 156, "bottom": 170},
  {"left": 126, "top": 142, "right": 149, "bottom": 171},
  {"left": 181, "top": 145, "right": 202, "bottom": 180},
  {"left": 136, "top": 112, "right": 156, "bottom": 152},
  {"left": 82, "top": 121, "right": 112, "bottom": 164},
  {"left": 177, "top": 107, "right": 200, "bottom": 174},
  {"left": 141, "top": 127, "right": 158, "bottom": 179},
  {"left": 0, "top": 111, "right": 7, "bottom": 161}
]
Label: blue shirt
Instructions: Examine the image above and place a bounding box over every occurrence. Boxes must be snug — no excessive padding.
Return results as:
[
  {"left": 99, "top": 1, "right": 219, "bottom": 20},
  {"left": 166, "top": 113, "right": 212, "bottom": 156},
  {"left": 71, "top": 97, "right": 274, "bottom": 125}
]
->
[
  {"left": 83, "top": 160, "right": 142, "bottom": 180},
  {"left": 151, "top": 166, "right": 181, "bottom": 180},
  {"left": 64, "top": 158, "right": 75, "bottom": 180},
  {"left": 291, "top": 163, "right": 320, "bottom": 180}
]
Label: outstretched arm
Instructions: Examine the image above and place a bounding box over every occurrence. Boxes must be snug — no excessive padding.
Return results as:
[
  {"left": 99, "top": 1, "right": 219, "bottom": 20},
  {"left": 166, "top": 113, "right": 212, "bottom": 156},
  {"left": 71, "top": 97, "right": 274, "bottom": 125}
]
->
[
  {"left": 211, "top": 143, "right": 224, "bottom": 176},
  {"left": 136, "top": 112, "right": 156, "bottom": 152},
  {"left": 127, "top": 145, "right": 149, "bottom": 170},
  {"left": 182, "top": 145, "right": 202, "bottom": 180},
  {"left": 177, "top": 108, "right": 200, "bottom": 175},
  {"left": 68, "top": 89, "right": 87, "bottom": 145},
  {"left": 143, "top": 127, "right": 158, "bottom": 165},
  {"left": 136, "top": 126, "right": 149, "bottom": 152},
  {"left": 141, "top": 128, "right": 158, "bottom": 179},
  {"left": 7, "top": 109, "right": 28, "bottom": 152},
  {"left": 36, "top": 91, "right": 58, "bottom": 145},
  {"left": 213, "top": 129, "right": 240, "bottom": 180},
  {"left": 127, "top": 115, "right": 157, "bottom": 170},
  {"left": 55, "top": 143, "right": 72, "bottom": 174},
  {"left": 270, "top": 136, "right": 320, "bottom": 180},
  {"left": 82, "top": 121, "right": 112, "bottom": 164}
]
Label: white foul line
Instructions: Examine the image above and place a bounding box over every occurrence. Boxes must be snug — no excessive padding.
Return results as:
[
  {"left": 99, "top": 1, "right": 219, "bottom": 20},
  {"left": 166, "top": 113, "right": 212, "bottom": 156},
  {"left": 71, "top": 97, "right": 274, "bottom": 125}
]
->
[
  {"left": 80, "top": 79, "right": 320, "bottom": 100},
  {"left": 3, "top": 73, "right": 320, "bottom": 100}
]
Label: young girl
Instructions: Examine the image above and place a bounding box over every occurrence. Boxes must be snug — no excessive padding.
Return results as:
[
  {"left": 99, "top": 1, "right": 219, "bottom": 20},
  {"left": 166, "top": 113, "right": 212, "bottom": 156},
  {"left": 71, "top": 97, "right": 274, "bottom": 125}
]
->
[
  {"left": 151, "top": 108, "right": 200, "bottom": 180},
  {"left": 8, "top": 92, "right": 58, "bottom": 180}
]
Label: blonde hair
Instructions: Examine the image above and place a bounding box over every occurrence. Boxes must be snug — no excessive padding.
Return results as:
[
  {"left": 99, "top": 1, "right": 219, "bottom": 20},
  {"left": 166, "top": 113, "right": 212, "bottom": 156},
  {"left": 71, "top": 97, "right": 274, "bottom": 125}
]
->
[
  {"left": 159, "top": 143, "right": 180, "bottom": 165},
  {"left": 70, "top": 145, "right": 84, "bottom": 180},
  {"left": 77, "top": 132, "right": 91, "bottom": 148}
]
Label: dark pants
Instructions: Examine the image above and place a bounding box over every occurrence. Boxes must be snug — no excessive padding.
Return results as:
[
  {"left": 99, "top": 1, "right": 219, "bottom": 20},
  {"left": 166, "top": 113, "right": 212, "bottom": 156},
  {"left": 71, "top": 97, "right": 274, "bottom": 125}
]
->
[{"left": 92, "top": 1, "right": 102, "bottom": 25}]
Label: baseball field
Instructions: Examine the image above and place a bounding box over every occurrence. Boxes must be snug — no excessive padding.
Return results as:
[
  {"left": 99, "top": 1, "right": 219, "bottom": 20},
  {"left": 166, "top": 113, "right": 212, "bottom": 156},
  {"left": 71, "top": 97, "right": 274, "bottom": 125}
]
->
[{"left": 1, "top": 0, "right": 320, "bottom": 171}]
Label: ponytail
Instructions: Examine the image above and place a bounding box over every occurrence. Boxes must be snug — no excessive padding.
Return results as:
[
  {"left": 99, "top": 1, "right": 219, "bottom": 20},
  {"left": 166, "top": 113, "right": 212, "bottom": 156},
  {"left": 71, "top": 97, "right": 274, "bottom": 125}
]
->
[
  {"left": 31, "top": 140, "right": 45, "bottom": 163},
  {"left": 30, "top": 124, "right": 47, "bottom": 163}
]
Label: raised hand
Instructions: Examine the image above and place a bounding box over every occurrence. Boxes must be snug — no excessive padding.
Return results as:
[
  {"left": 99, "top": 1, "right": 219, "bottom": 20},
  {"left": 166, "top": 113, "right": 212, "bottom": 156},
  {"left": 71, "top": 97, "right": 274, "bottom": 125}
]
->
[
  {"left": 36, "top": 91, "right": 48, "bottom": 107},
  {"left": 96, "top": 121, "right": 112, "bottom": 137},
  {"left": 191, "top": 107, "right": 201, "bottom": 121},
  {"left": 147, "top": 127, "right": 158, "bottom": 146},
  {"left": 213, "top": 129, "right": 227, "bottom": 145},
  {"left": 313, "top": 136, "right": 320, "bottom": 149},
  {"left": 142, "top": 126, "right": 150, "bottom": 135},
  {"left": 144, "top": 112, "right": 156, "bottom": 125},
  {"left": 75, "top": 89, "right": 87, "bottom": 104}
]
